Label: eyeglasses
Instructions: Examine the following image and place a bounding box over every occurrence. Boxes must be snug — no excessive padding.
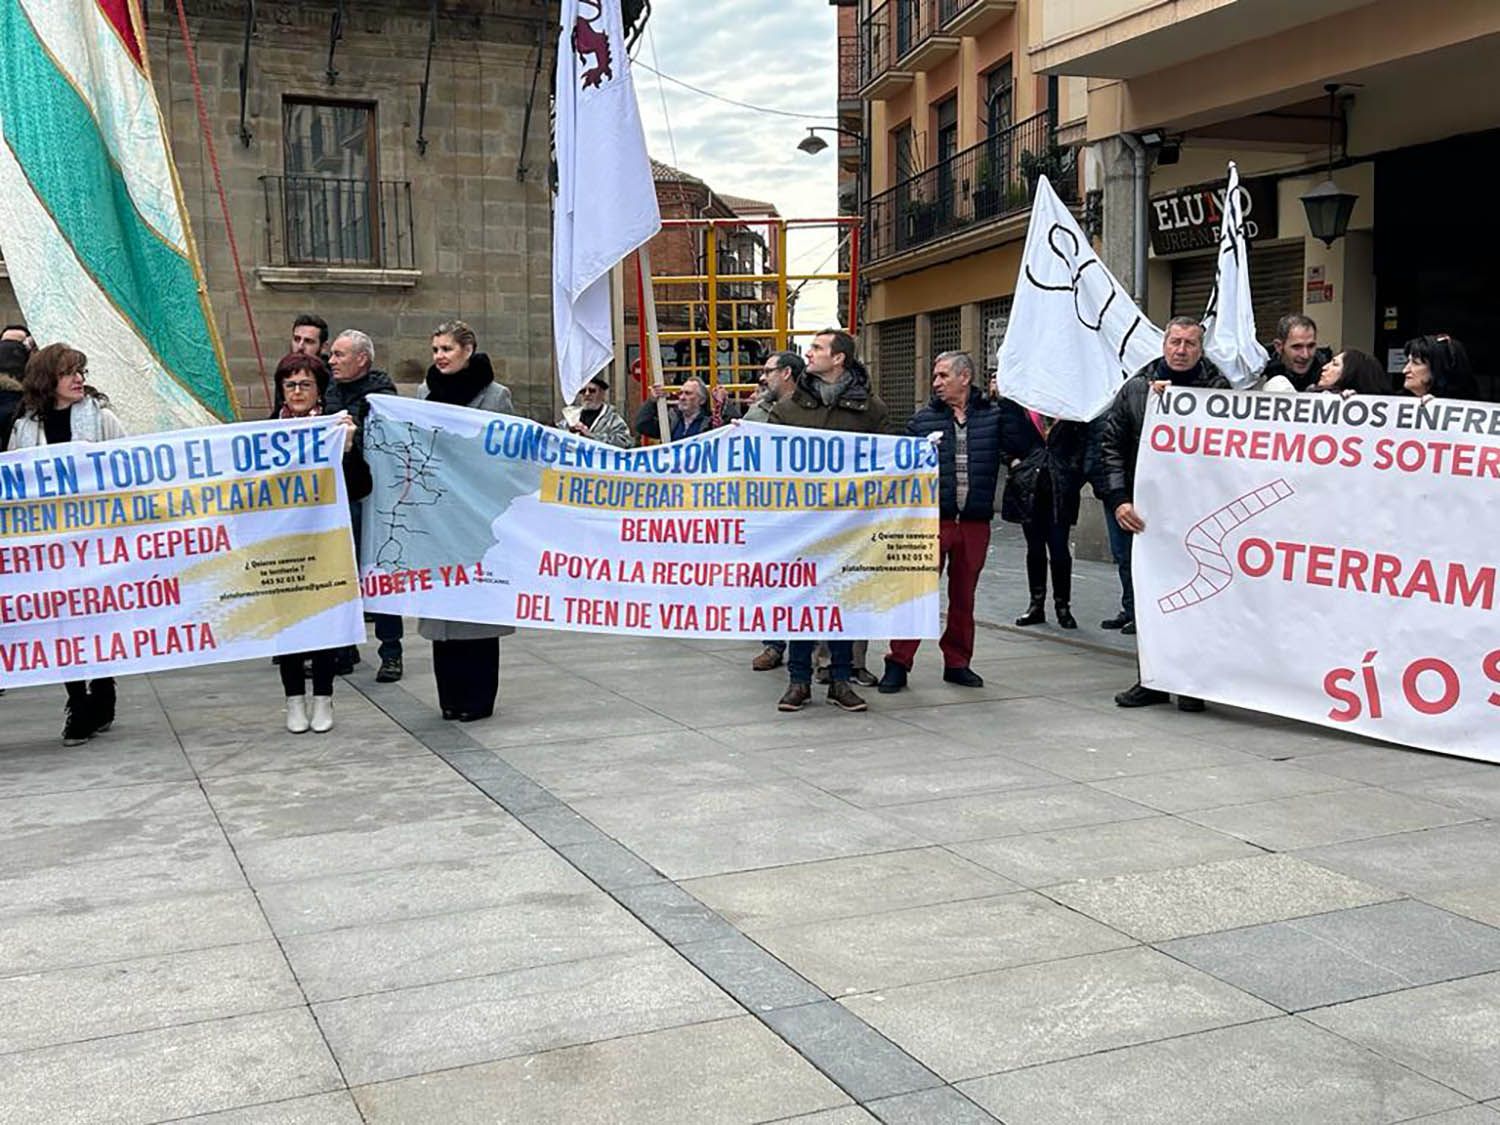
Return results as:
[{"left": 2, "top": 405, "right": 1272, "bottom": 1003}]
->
[
  {"left": 282, "top": 380, "right": 318, "bottom": 391},
  {"left": 63, "top": 369, "right": 86, "bottom": 379}
]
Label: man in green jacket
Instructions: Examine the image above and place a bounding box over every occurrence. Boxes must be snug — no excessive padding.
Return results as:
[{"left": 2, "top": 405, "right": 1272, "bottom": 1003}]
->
[{"left": 768, "top": 329, "right": 895, "bottom": 713}]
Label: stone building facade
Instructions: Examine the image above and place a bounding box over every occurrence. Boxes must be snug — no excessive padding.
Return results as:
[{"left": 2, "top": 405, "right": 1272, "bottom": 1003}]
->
[{"left": 1, "top": 0, "right": 561, "bottom": 420}]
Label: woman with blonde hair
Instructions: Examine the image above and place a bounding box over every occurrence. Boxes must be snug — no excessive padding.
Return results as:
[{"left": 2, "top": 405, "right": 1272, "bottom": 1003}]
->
[{"left": 419, "top": 320, "right": 514, "bottom": 720}]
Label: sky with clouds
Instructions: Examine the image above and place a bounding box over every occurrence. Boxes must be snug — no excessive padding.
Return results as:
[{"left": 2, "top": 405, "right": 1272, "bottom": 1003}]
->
[{"left": 630, "top": 0, "right": 842, "bottom": 331}]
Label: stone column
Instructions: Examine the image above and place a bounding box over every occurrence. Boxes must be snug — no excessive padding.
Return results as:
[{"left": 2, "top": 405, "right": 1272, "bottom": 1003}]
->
[{"left": 1096, "top": 136, "right": 1144, "bottom": 304}]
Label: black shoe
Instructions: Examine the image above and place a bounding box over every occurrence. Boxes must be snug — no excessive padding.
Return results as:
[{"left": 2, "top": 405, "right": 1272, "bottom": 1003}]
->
[
  {"left": 61, "top": 705, "right": 92, "bottom": 746},
  {"left": 850, "top": 667, "right": 879, "bottom": 688},
  {"left": 1055, "top": 604, "right": 1078, "bottom": 630},
  {"left": 441, "top": 708, "right": 458, "bottom": 721},
  {"left": 813, "top": 666, "right": 831, "bottom": 685},
  {"left": 826, "top": 682, "right": 868, "bottom": 712},
  {"left": 943, "top": 666, "right": 984, "bottom": 688},
  {"left": 1015, "top": 600, "right": 1046, "bottom": 627},
  {"left": 1101, "top": 612, "right": 1131, "bottom": 630},
  {"left": 877, "top": 659, "right": 908, "bottom": 694},
  {"left": 1177, "top": 696, "right": 1206, "bottom": 713},
  {"left": 1121, "top": 621, "right": 1137, "bottom": 636},
  {"left": 778, "top": 683, "right": 812, "bottom": 712},
  {"left": 1115, "top": 683, "right": 1169, "bottom": 708},
  {"left": 456, "top": 709, "right": 493, "bottom": 723},
  {"left": 376, "top": 656, "right": 403, "bottom": 683},
  {"left": 334, "top": 652, "right": 357, "bottom": 676}
]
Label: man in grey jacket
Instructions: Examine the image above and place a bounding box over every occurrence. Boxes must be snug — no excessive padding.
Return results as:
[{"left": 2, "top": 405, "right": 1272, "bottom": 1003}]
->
[
  {"left": 742, "top": 351, "right": 802, "bottom": 425},
  {"left": 327, "top": 329, "right": 404, "bottom": 682},
  {"left": 746, "top": 351, "right": 804, "bottom": 671}
]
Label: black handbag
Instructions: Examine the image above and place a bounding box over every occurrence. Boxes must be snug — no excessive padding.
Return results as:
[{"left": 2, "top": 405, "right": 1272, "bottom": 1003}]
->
[{"left": 1001, "top": 450, "right": 1045, "bottom": 523}]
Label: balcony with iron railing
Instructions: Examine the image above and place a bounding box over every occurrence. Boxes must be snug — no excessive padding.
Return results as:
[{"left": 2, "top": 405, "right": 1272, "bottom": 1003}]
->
[
  {"left": 259, "top": 176, "right": 416, "bottom": 272},
  {"left": 862, "top": 110, "right": 1076, "bottom": 264},
  {"left": 939, "top": 0, "right": 1015, "bottom": 37},
  {"left": 860, "top": 0, "right": 1015, "bottom": 98}
]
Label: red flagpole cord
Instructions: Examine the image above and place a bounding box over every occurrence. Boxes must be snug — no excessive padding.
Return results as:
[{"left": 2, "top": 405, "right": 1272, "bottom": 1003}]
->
[{"left": 171, "top": 0, "right": 270, "bottom": 410}]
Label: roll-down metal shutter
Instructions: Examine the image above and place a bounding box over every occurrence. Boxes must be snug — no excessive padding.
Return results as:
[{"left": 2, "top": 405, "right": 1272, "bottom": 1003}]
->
[
  {"left": 877, "top": 316, "right": 917, "bottom": 415},
  {"left": 1171, "top": 239, "right": 1306, "bottom": 343}
]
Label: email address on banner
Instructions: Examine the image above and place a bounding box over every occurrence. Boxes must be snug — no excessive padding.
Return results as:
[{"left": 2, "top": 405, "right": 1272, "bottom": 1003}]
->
[
  {"left": 0, "top": 469, "right": 338, "bottom": 539},
  {"left": 541, "top": 471, "right": 939, "bottom": 512}
]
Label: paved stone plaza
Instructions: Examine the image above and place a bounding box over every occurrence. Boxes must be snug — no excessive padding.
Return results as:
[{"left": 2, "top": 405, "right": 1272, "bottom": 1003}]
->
[{"left": 2, "top": 552, "right": 1499, "bottom": 1123}]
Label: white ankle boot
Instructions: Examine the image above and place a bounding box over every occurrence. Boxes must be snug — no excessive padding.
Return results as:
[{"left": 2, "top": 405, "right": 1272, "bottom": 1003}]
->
[
  {"left": 309, "top": 696, "right": 334, "bottom": 733},
  {"left": 285, "top": 696, "right": 310, "bottom": 734}
]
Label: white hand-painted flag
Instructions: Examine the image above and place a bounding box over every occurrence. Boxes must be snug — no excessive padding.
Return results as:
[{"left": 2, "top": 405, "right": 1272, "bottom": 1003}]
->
[
  {"left": 996, "top": 176, "right": 1163, "bottom": 421},
  {"left": 552, "top": 0, "right": 661, "bottom": 404},
  {"left": 1202, "top": 161, "right": 1267, "bottom": 389}
]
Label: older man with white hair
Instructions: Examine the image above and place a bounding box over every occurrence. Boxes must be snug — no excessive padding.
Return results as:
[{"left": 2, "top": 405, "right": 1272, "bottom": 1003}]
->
[{"left": 325, "top": 329, "right": 404, "bottom": 682}]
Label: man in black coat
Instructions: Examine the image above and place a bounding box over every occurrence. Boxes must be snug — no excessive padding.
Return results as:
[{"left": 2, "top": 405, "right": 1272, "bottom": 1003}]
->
[
  {"left": 326, "top": 329, "right": 404, "bottom": 682},
  {"left": 879, "top": 351, "right": 1004, "bottom": 693},
  {"left": 1100, "top": 316, "right": 1228, "bottom": 712},
  {"left": 1261, "top": 313, "right": 1330, "bottom": 391}
]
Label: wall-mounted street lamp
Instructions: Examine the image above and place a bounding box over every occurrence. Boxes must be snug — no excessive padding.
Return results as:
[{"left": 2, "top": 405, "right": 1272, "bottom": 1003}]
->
[
  {"left": 797, "top": 126, "right": 869, "bottom": 213},
  {"left": 796, "top": 126, "right": 863, "bottom": 157},
  {"left": 1300, "top": 84, "right": 1359, "bottom": 247}
]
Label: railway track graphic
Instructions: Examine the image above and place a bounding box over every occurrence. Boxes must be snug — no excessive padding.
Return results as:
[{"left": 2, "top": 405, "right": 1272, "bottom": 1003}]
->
[{"left": 1158, "top": 479, "right": 1295, "bottom": 613}]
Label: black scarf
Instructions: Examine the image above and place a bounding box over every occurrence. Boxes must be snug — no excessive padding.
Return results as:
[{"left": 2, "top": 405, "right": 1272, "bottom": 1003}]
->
[{"left": 425, "top": 352, "right": 495, "bottom": 406}]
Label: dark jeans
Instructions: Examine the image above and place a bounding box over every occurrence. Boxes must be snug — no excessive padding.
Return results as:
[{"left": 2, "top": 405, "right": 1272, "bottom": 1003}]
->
[
  {"left": 374, "top": 614, "right": 403, "bottom": 662},
  {"left": 1103, "top": 501, "right": 1134, "bottom": 619},
  {"left": 788, "top": 639, "right": 851, "bottom": 685},
  {"left": 279, "top": 650, "right": 336, "bottom": 697},
  {"left": 351, "top": 501, "right": 402, "bottom": 662},
  {"left": 433, "top": 637, "right": 499, "bottom": 717}
]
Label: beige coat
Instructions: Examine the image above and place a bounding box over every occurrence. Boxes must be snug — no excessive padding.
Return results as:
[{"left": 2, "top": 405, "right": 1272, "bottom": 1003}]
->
[{"left": 415, "top": 379, "right": 517, "bottom": 643}]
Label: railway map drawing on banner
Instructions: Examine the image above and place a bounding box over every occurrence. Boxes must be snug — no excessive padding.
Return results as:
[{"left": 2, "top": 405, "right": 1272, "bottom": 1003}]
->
[
  {"left": 358, "top": 397, "right": 941, "bottom": 640},
  {"left": 0, "top": 415, "right": 364, "bottom": 688},
  {"left": 1133, "top": 386, "right": 1500, "bottom": 761}
]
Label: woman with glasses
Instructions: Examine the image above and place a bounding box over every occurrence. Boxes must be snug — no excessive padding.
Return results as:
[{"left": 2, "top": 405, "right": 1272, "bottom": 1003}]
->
[
  {"left": 560, "top": 373, "right": 631, "bottom": 447},
  {"left": 268, "top": 352, "right": 368, "bottom": 734},
  {"left": 8, "top": 344, "right": 127, "bottom": 744}
]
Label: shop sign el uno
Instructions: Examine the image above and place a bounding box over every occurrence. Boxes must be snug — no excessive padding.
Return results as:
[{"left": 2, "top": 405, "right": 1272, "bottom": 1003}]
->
[{"left": 1149, "top": 175, "right": 1279, "bottom": 255}]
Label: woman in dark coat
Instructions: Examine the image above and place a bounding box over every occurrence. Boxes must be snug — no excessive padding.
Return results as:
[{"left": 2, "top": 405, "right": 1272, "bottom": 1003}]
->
[
  {"left": 8, "top": 344, "right": 127, "bottom": 744},
  {"left": 1000, "top": 400, "right": 1089, "bottom": 629}
]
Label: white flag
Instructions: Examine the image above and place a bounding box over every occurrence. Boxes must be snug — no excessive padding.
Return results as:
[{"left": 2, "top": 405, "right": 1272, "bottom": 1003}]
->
[
  {"left": 996, "top": 176, "right": 1163, "bottom": 421},
  {"left": 552, "top": 0, "right": 661, "bottom": 403},
  {"left": 1202, "top": 162, "right": 1267, "bottom": 389}
]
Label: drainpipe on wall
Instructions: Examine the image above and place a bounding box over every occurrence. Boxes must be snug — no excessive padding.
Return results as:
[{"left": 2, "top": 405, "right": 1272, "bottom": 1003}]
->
[{"left": 1118, "top": 132, "right": 1149, "bottom": 307}]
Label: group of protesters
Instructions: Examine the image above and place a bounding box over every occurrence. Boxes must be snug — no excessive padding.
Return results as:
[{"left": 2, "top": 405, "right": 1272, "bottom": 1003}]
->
[{"left": 0, "top": 310, "right": 1483, "bottom": 743}]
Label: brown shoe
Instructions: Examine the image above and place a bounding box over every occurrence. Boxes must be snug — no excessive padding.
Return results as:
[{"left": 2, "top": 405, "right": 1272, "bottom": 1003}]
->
[
  {"left": 826, "top": 682, "right": 868, "bottom": 712},
  {"left": 778, "top": 683, "right": 812, "bottom": 712},
  {"left": 752, "top": 646, "right": 784, "bottom": 672},
  {"left": 850, "top": 667, "right": 879, "bottom": 688}
]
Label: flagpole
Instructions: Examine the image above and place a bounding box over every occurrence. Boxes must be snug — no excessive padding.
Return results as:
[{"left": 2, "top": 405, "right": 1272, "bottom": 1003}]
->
[{"left": 638, "top": 244, "right": 672, "bottom": 443}]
